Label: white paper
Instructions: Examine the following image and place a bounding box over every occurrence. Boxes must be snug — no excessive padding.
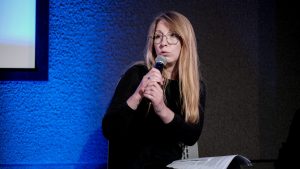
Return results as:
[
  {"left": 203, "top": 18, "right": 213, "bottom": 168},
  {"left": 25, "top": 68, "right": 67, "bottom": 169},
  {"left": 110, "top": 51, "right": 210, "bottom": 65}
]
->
[{"left": 167, "top": 154, "right": 252, "bottom": 169}]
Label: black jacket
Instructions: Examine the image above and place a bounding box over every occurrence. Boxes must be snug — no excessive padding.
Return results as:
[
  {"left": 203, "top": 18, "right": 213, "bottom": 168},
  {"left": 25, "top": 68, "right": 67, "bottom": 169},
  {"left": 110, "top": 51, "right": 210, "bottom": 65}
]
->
[{"left": 102, "top": 64, "right": 206, "bottom": 169}]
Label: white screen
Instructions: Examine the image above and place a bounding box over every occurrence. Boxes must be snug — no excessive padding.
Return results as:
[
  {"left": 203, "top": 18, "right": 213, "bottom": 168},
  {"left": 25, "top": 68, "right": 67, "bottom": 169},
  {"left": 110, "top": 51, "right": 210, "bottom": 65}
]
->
[{"left": 0, "top": 0, "right": 36, "bottom": 68}]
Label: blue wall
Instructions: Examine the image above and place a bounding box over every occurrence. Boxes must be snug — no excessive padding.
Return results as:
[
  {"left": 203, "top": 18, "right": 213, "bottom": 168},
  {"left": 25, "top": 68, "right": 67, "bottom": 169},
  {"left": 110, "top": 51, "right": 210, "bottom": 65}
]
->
[
  {"left": 0, "top": 0, "right": 123, "bottom": 168},
  {"left": 0, "top": 0, "right": 178, "bottom": 168}
]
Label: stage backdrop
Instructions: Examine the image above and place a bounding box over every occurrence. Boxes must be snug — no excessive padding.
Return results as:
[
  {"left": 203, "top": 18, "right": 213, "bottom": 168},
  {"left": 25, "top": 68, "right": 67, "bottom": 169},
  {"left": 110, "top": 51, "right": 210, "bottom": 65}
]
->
[{"left": 1, "top": 0, "right": 299, "bottom": 168}]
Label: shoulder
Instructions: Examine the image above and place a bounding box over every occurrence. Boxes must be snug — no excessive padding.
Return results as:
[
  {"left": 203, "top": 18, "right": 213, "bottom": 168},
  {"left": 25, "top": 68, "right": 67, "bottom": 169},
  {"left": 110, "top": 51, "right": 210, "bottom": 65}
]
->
[
  {"left": 113, "top": 63, "right": 148, "bottom": 92},
  {"left": 126, "top": 63, "right": 148, "bottom": 73},
  {"left": 124, "top": 63, "right": 148, "bottom": 75},
  {"left": 121, "top": 62, "right": 148, "bottom": 81}
]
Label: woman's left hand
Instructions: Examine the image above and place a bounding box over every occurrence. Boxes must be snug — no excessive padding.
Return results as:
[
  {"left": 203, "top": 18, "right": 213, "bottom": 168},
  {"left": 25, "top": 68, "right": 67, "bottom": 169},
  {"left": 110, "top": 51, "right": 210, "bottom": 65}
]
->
[{"left": 143, "top": 69, "right": 166, "bottom": 114}]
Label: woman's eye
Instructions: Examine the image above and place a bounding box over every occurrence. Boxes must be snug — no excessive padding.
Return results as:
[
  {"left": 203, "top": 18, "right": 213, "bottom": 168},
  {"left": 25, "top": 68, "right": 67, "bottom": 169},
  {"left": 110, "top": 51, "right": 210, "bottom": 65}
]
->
[
  {"left": 169, "top": 33, "right": 177, "bottom": 37},
  {"left": 154, "top": 35, "right": 161, "bottom": 39}
]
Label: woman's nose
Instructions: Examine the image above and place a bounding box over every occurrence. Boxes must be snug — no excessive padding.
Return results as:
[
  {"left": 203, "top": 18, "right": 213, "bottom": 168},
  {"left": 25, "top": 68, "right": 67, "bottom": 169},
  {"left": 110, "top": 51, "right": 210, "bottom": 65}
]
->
[{"left": 160, "top": 35, "right": 168, "bottom": 46}]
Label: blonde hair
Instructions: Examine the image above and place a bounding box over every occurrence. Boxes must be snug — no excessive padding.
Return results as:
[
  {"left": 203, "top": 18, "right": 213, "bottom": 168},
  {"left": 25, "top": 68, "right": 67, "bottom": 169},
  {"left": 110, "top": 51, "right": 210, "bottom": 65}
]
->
[{"left": 144, "top": 11, "right": 201, "bottom": 124}]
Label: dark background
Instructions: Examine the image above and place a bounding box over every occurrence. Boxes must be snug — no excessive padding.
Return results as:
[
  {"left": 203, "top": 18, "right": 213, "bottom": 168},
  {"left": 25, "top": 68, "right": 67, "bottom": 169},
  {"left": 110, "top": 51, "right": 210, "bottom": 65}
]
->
[{"left": 0, "top": 0, "right": 298, "bottom": 168}]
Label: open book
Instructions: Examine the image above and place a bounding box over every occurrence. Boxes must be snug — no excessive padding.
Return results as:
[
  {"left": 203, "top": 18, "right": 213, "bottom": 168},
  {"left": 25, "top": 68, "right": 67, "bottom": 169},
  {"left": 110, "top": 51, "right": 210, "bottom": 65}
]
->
[{"left": 167, "top": 154, "right": 252, "bottom": 169}]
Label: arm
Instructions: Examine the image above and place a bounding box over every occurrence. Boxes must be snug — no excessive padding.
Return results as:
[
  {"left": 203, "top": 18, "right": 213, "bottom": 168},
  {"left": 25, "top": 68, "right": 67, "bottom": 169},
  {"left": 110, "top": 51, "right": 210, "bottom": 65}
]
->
[
  {"left": 102, "top": 65, "right": 147, "bottom": 141},
  {"left": 164, "top": 81, "right": 206, "bottom": 146}
]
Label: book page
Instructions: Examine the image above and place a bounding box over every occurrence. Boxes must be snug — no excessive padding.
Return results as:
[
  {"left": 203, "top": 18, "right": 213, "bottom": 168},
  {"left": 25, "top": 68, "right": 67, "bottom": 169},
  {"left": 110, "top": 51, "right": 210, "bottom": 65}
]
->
[{"left": 167, "top": 155, "right": 252, "bottom": 169}]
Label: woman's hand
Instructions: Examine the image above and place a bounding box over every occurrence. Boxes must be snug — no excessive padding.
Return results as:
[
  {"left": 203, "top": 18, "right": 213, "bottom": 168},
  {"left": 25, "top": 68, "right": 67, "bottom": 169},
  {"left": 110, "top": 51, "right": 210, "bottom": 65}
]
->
[
  {"left": 144, "top": 69, "right": 174, "bottom": 123},
  {"left": 127, "top": 67, "right": 174, "bottom": 123},
  {"left": 127, "top": 68, "right": 164, "bottom": 110},
  {"left": 143, "top": 68, "right": 165, "bottom": 113}
]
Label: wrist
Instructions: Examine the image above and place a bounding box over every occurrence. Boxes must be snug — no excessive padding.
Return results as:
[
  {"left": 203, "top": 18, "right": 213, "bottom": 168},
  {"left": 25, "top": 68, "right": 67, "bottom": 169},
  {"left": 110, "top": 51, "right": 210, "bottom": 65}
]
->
[
  {"left": 127, "top": 93, "right": 142, "bottom": 110},
  {"left": 132, "top": 92, "right": 142, "bottom": 103},
  {"left": 156, "top": 104, "right": 174, "bottom": 124}
]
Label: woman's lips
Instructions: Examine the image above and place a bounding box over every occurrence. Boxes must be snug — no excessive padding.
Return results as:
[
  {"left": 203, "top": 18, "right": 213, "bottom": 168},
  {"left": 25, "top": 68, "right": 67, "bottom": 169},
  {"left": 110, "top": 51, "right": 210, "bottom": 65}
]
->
[{"left": 160, "top": 51, "right": 169, "bottom": 55}]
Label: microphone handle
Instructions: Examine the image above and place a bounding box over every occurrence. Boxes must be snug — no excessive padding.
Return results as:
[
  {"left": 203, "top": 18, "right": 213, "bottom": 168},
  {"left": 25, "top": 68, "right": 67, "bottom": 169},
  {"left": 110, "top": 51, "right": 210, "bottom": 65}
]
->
[
  {"left": 155, "top": 62, "right": 164, "bottom": 73},
  {"left": 145, "top": 61, "right": 164, "bottom": 114}
]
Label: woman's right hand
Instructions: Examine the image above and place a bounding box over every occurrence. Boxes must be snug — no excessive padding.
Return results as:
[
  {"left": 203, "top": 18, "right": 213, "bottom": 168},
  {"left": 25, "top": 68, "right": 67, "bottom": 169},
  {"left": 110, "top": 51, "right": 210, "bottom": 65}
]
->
[
  {"left": 127, "top": 68, "right": 164, "bottom": 110},
  {"left": 126, "top": 74, "right": 150, "bottom": 110}
]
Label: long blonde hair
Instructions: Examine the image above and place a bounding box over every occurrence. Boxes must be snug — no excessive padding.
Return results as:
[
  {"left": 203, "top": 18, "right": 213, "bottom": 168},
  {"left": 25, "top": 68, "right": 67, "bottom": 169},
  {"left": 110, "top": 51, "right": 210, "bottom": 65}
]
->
[{"left": 144, "top": 11, "right": 201, "bottom": 124}]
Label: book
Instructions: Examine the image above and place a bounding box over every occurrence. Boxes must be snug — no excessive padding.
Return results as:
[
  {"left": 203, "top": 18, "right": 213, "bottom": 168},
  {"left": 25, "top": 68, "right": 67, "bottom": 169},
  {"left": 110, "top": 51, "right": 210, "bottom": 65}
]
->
[{"left": 167, "top": 154, "right": 252, "bottom": 169}]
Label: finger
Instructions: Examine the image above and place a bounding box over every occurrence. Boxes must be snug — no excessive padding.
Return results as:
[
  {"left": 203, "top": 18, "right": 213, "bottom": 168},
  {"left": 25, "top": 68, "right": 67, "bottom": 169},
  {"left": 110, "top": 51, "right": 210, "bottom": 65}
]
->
[
  {"left": 147, "top": 75, "right": 164, "bottom": 86},
  {"left": 143, "top": 89, "right": 154, "bottom": 100},
  {"left": 148, "top": 81, "right": 162, "bottom": 89},
  {"left": 146, "top": 81, "right": 158, "bottom": 89},
  {"left": 150, "top": 67, "right": 161, "bottom": 74},
  {"left": 149, "top": 68, "right": 163, "bottom": 77},
  {"left": 145, "top": 83, "right": 162, "bottom": 99},
  {"left": 145, "top": 82, "right": 158, "bottom": 93}
]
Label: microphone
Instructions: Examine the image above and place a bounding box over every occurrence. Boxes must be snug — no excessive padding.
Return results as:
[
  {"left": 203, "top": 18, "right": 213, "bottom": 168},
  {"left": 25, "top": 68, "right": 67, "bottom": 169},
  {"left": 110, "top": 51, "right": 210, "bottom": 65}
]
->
[
  {"left": 145, "top": 55, "right": 167, "bottom": 110},
  {"left": 154, "top": 55, "right": 167, "bottom": 73}
]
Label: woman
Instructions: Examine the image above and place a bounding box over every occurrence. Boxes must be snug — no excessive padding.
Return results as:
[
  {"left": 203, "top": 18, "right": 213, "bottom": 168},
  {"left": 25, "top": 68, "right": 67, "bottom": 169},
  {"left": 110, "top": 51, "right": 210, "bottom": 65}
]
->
[{"left": 102, "top": 11, "right": 206, "bottom": 169}]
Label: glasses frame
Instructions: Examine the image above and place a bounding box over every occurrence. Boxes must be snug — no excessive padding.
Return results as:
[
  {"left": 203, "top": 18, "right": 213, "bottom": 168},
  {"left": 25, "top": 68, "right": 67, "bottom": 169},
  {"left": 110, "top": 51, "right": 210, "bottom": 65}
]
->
[{"left": 150, "top": 31, "right": 181, "bottom": 45}]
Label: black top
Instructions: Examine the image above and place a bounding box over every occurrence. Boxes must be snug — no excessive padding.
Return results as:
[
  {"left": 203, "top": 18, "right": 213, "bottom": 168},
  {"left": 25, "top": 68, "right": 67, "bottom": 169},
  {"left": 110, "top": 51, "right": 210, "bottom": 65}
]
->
[{"left": 102, "top": 64, "right": 206, "bottom": 169}]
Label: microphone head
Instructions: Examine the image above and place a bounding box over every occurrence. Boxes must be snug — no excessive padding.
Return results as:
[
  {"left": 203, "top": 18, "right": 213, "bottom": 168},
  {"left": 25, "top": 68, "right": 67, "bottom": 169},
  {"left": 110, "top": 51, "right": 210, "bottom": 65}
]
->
[
  {"left": 155, "top": 55, "right": 167, "bottom": 65},
  {"left": 154, "top": 55, "right": 167, "bottom": 72}
]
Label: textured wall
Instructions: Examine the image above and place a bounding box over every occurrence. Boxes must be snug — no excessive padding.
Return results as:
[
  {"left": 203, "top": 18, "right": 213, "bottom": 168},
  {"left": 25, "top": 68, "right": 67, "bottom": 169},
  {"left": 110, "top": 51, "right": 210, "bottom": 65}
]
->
[
  {"left": 1, "top": 0, "right": 298, "bottom": 168},
  {"left": 0, "top": 0, "right": 116, "bottom": 168}
]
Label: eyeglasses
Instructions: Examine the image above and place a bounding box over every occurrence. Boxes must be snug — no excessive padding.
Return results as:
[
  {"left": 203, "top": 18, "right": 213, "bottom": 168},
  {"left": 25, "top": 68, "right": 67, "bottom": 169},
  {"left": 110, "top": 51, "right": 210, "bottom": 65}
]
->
[{"left": 151, "top": 31, "right": 181, "bottom": 45}]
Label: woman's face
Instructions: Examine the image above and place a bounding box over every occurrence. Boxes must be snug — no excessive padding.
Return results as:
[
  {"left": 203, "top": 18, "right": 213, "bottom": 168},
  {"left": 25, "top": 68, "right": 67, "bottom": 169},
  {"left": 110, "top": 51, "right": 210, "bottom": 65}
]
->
[{"left": 154, "top": 20, "right": 181, "bottom": 67}]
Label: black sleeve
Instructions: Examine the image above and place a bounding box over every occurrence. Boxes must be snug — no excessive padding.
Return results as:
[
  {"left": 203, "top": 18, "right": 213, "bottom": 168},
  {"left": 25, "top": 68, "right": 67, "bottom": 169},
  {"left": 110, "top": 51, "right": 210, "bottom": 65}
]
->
[
  {"left": 102, "top": 65, "right": 147, "bottom": 141},
  {"left": 165, "top": 81, "right": 206, "bottom": 146}
]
